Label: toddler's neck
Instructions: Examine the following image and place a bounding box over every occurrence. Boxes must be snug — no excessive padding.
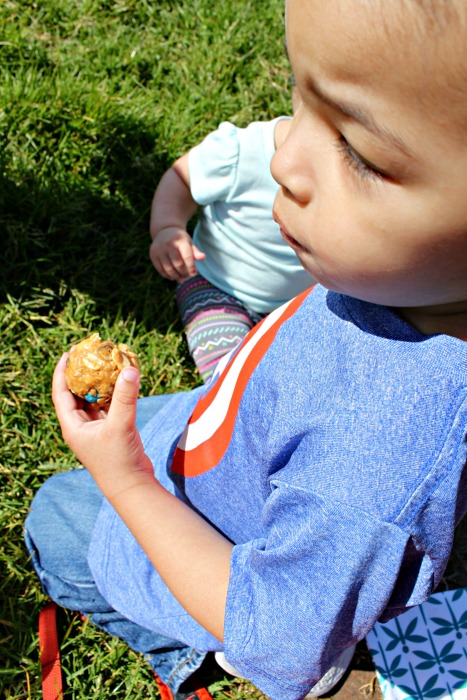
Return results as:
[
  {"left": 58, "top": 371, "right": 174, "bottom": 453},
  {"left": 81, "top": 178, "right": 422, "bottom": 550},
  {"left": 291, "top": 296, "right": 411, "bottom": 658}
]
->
[{"left": 397, "top": 301, "right": 467, "bottom": 340}]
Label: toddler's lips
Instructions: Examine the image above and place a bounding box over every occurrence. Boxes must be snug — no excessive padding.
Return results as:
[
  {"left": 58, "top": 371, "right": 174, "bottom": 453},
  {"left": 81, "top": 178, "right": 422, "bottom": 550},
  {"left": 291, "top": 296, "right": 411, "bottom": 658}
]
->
[{"left": 273, "top": 211, "right": 305, "bottom": 250}]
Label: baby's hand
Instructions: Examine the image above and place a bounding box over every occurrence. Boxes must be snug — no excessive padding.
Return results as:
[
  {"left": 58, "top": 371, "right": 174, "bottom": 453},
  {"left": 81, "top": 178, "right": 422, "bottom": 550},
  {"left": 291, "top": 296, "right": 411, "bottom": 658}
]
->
[
  {"left": 150, "top": 227, "right": 205, "bottom": 282},
  {"left": 52, "top": 352, "right": 154, "bottom": 500}
]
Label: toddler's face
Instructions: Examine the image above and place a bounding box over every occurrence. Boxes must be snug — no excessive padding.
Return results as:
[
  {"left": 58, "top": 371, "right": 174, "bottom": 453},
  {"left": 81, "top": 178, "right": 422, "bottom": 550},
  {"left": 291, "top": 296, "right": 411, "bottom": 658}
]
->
[{"left": 272, "top": 0, "right": 467, "bottom": 308}]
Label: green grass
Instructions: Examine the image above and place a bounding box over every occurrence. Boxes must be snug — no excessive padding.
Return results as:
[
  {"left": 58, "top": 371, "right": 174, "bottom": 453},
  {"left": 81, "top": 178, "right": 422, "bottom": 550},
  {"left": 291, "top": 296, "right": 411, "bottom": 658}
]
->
[
  {"left": 0, "top": 1, "right": 289, "bottom": 697},
  {"left": 1, "top": 2, "right": 467, "bottom": 699}
]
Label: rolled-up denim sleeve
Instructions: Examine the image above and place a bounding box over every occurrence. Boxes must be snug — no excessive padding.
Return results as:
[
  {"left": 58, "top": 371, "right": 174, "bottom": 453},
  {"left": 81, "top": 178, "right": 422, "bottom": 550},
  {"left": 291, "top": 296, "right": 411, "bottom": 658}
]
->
[{"left": 223, "top": 482, "right": 419, "bottom": 700}]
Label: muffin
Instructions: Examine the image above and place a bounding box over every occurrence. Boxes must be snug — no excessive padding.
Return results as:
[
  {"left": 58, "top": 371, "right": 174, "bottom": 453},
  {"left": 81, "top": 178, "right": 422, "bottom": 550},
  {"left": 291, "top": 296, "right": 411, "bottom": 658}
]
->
[{"left": 65, "top": 333, "right": 139, "bottom": 405}]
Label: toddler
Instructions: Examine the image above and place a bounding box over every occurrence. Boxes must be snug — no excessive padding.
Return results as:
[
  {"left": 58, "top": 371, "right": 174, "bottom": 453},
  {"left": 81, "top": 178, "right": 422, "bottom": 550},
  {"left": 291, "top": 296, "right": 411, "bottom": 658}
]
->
[
  {"left": 25, "top": 1, "right": 467, "bottom": 699},
  {"left": 149, "top": 95, "right": 311, "bottom": 382}
]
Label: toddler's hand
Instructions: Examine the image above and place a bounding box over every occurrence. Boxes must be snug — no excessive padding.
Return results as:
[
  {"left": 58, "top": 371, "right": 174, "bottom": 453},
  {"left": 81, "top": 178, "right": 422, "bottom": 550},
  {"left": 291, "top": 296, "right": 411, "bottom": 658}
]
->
[
  {"left": 52, "top": 352, "right": 154, "bottom": 500},
  {"left": 150, "top": 227, "right": 205, "bottom": 282}
]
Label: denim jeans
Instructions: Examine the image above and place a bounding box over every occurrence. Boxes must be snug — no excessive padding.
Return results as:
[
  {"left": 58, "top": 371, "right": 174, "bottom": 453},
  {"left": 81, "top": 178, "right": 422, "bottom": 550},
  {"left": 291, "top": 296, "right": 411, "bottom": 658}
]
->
[{"left": 24, "top": 395, "right": 207, "bottom": 693}]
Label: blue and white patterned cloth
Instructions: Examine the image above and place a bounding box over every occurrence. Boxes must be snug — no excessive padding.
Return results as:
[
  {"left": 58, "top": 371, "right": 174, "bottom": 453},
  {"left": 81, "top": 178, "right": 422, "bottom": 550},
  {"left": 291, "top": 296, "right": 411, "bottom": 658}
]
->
[{"left": 367, "top": 587, "right": 467, "bottom": 700}]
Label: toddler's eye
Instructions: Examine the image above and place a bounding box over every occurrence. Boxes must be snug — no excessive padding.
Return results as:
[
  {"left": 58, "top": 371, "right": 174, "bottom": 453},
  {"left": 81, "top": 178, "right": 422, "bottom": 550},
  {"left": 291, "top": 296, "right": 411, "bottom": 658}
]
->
[{"left": 336, "top": 136, "right": 388, "bottom": 182}]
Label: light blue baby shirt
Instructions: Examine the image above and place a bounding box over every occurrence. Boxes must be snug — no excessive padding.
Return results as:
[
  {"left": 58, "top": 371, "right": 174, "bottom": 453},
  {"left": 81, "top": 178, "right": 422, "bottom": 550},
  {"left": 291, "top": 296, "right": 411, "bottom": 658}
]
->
[{"left": 189, "top": 119, "right": 313, "bottom": 313}]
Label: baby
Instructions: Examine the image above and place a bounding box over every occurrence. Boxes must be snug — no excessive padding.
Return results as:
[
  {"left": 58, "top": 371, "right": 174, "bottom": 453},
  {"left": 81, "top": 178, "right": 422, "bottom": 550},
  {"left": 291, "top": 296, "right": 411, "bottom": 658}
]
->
[{"left": 150, "top": 93, "right": 311, "bottom": 381}]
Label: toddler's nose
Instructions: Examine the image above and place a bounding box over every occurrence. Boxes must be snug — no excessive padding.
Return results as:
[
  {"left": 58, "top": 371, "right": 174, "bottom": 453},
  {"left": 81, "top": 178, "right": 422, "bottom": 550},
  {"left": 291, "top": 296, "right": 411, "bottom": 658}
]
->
[{"left": 270, "top": 118, "right": 313, "bottom": 205}]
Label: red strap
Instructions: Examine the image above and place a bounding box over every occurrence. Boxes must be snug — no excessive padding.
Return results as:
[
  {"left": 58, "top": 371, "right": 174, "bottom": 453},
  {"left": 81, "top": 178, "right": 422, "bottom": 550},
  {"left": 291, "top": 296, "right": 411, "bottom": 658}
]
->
[
  {"left": 38, "top": 602, "right": 63, "bottom": 700},
  {"left": 38, "top": 603, "right": 212, "bottom": 700},
  {"left": 153, "top": 673, "right": 175, "bottom": 700},
  {"left": 192, "top": 688, "right": 214, "bottom": 700},
  {"left": 153, "top": 672, "right": 214, "bottom": 700}
]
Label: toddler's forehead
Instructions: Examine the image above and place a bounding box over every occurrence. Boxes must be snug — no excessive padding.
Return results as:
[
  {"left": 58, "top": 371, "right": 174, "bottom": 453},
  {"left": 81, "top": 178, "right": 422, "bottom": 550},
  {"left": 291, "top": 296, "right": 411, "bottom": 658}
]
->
[
  {"left": 321, "top": 0, "right": 467, "bottom": 136},
  {"left": 387, "top": 1, "right": 467, "bottom": 133}
]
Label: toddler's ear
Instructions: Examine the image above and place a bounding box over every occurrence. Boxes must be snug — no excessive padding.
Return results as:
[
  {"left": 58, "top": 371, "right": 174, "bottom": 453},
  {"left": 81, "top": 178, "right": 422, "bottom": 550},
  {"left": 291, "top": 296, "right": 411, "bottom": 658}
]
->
[{"left": 108, "top": 367, "right": 140, "bottom": 426}]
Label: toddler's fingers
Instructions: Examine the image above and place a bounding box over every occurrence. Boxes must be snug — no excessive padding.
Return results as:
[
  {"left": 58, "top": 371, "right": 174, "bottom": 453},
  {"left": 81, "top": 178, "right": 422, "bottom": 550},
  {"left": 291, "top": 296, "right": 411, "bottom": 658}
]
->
[
  {"left": 52, "top": 352, "right": 73, "bottom": 407},
  {"left": 108, "top": 366, "right": 140, "bottom": 428},
  {"left": 52, "top": 352, "right": 76, "bottom": 415}
]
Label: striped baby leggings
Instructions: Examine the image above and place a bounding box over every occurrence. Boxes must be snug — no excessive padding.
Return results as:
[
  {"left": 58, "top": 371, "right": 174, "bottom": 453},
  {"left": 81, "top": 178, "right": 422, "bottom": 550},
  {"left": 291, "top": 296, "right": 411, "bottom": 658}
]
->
[{"left": 176, "top": 274, "right": 264, "bottom": 382}]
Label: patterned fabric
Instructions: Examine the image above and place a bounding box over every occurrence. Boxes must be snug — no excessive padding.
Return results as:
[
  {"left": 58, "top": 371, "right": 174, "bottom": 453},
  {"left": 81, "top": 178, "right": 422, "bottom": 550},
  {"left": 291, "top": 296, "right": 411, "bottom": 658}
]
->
[
  {"left": 176, "top": 274, "right": 264, "bottom": 382},
  {"left": 366, "top": 588, "right": 467, "bottom": 699}
]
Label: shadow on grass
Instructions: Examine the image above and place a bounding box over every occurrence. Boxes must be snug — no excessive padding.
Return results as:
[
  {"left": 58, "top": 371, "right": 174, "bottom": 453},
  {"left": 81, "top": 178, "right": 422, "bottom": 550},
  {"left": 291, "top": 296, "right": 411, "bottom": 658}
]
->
[
  {"left": 0, "top": 112, "right": 179, "bottom": 334},
  {"left": 0, "top": 113, "right": 198, "bottom": 698}
]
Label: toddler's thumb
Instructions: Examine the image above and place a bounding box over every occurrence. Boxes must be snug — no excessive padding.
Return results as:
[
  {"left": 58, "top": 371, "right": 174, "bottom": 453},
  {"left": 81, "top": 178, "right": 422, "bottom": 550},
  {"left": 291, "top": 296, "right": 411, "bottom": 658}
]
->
[{"left": 109, "top": 366, "right": 140, "bottom": 425}]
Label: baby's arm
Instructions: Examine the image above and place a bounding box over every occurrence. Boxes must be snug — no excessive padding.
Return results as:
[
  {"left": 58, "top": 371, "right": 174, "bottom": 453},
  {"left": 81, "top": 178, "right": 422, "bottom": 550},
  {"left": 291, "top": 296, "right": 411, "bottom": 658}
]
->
[
  {"left": 52, "top": 353, "right": 231, "bottom": 640},
  {"left": 149, "top": 153, "right": 206, "bottom": 282}
]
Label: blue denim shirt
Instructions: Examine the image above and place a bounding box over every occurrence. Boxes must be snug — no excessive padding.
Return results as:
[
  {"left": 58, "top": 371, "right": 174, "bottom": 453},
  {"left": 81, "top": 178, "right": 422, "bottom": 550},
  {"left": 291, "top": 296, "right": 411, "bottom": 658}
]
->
[{"left": 89, "top": 286, "right": 467, "bottom": 700}]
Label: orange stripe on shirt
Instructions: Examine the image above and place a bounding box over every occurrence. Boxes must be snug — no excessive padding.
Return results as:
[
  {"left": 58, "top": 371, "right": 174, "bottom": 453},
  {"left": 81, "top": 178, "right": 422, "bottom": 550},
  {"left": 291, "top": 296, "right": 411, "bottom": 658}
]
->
[{"left": 171, "top": 288, "right": 312, "bottom": 477}]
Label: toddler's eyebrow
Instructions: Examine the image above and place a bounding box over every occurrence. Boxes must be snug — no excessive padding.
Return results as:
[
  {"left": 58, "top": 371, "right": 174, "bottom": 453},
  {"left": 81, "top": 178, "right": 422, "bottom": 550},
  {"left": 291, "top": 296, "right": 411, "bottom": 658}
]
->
[{"left": 309, "top": 78, "right": 415, "bottom": 159}]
